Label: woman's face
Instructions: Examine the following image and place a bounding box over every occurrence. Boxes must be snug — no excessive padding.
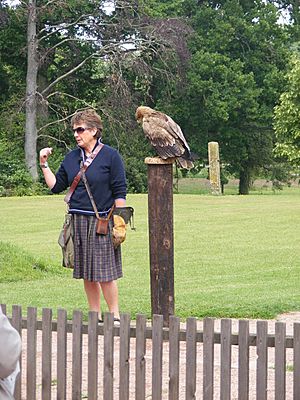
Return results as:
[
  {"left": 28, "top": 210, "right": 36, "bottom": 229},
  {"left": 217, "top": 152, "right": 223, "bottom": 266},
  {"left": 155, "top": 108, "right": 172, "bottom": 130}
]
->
[{"left": 73, "top": 120, "right": 97, "bottom": 150}]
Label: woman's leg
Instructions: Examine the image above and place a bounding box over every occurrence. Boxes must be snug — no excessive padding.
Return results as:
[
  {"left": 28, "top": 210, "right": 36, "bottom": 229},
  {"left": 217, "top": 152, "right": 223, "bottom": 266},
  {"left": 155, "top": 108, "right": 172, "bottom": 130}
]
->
[
  {"left": 84, "top": 280, "right": 101, "bottom": 313},
  {"left": 100, "top": 280, "right": 120, "bottom": 318}
]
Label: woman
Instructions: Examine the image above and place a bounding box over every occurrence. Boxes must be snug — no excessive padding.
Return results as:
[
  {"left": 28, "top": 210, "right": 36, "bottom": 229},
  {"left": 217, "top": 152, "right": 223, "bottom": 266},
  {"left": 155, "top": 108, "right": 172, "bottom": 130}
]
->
[{"left": 39, "top": 109, "right": 126, "bottom": 322}]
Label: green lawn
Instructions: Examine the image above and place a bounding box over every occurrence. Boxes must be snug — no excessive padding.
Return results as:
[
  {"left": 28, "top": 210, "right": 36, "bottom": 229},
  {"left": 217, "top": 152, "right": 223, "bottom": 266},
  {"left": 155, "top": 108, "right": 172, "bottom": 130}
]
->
[{"left": 0, "top": 189, "right": 300, "bottom": 321}]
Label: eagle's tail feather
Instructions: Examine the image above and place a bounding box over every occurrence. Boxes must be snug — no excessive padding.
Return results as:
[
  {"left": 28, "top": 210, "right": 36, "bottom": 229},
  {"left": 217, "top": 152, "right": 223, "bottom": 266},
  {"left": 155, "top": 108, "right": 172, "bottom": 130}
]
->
[{"left": 177, "top": 157, "right": 194, "bottom": 169}]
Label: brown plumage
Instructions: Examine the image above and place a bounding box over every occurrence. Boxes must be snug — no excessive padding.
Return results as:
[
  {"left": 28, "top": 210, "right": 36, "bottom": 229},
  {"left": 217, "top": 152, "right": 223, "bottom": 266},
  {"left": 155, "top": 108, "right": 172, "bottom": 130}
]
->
[{"left": 135, "top": 106, "right": 194, "bottom": 169}]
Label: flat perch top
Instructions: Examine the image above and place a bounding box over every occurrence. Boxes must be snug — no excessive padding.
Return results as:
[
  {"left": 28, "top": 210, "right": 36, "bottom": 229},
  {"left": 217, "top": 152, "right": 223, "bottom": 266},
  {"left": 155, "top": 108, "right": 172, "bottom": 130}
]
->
[{"left": 144, "top": 157, "right": 175, "bottom": 165}]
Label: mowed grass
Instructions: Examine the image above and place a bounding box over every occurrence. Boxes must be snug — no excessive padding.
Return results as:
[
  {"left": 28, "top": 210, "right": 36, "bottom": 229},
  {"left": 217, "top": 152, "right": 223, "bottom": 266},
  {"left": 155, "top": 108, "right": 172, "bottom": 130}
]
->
[{"left": 0, "top": 189, "right": 300, "bottom": 321}]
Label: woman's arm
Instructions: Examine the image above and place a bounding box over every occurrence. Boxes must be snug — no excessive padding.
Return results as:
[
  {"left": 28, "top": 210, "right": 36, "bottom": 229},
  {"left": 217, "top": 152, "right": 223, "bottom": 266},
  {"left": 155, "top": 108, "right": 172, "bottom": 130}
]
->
[
  {"left": 111, "top": 150, "right": 127, "bottom": 205},
  {"left": 39, "top": 147, "right": 56, "bottom": 189}
]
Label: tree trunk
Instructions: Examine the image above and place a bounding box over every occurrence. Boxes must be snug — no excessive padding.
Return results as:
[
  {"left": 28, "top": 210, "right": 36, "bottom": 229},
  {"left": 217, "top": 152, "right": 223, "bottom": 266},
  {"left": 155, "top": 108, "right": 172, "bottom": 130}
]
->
[
  {"left": 25, "top": 0, "right": 38, "bottom": 181},
  {"left": 239, "top": 168, "right": 251, "bottom": 195},
  {"left": 37, "top": 72, "right": 50, "bottom": 119}
]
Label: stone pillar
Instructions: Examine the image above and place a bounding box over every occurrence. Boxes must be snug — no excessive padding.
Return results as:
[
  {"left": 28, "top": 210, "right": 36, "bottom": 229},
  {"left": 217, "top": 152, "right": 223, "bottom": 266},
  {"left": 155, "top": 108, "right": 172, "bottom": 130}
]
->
[{"left": 208, "top": 142, "right": 221, "bottom": 195}]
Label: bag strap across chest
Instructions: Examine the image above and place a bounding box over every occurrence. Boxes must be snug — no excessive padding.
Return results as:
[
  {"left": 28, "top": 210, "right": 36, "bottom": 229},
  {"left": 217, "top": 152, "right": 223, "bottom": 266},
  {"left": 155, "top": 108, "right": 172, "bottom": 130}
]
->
[
  {"left": 64, "top": 143, "right": 104, "bottom": 204},
  {"left": 81, "top": 168, "right": 115, "bottom": 221}
]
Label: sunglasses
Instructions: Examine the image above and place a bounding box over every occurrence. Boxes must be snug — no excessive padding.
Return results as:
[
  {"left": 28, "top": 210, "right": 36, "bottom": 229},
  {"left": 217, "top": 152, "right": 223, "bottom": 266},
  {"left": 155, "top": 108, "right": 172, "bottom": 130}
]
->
[{"left": 72, "top": 126, "right": 89, "bottom": 134}]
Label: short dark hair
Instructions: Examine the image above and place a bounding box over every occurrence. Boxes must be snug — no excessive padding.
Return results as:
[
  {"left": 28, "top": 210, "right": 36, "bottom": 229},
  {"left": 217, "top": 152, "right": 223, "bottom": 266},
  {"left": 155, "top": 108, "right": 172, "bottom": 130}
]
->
[{"left": 71, "top": 109, "right": 103, "bottom": 138}]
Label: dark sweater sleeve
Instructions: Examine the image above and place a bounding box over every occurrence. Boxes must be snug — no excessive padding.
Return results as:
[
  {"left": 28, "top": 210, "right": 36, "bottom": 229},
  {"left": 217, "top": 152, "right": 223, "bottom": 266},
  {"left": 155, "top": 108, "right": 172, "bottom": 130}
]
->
[
  {"left": 51, "top": 162, "right": 69, "bottom": 194},
  {"left": 110, "top": 150, "right": 127, "bottom": 200}
]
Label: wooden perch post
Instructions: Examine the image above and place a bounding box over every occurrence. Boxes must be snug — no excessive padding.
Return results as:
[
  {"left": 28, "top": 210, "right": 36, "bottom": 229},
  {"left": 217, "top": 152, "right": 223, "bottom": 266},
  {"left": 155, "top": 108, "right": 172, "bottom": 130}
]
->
[{"left": 145, "top": 157, "right": 175, "bottom": 326}]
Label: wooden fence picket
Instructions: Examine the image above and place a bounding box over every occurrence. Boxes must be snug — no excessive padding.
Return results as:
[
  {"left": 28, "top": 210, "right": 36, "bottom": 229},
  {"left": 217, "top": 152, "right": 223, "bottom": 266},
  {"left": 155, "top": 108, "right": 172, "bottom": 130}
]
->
[
  {"left": 57, "top": 308, "right": 67, "bottom": 400},
  {"left": 275, "top": 322, "right": 286, "bottom": 400},
  {"left": 135, "top": 314, "right": 146, "bottom": 400},
  {"left": 203, "top": 318, "right": 214, "bottom": 400},
  {"left": 119, "top": 313, "right": 131, "bottom": 400},
  {"left": 12, "top": 305, "right": 22, "bottom": 400},
  {"left": 238, "top": 319, "right": 250, "bottom": 400},
  {"left": 152, "top": 314, "right": 164, "bottom": 400},
  {"left": 42, "top": 308, "right": 52, "bottom": 400},
  {"left": 103, "top": 312, "right": 114, "bottom": 400},
  {"left": 88, "top": 311, "right": 98, "bottom": 400},
  {"left": 220, "top": 319, "right": 232, "bottom": 400},
  {"left": 256, "top": 320, "right": 268, "bottom": 400},
  {"left": 186, "top": 317, "right": 197, "bottom": 400},
  {"left": 72, "top": 310, "right": 83, "bottom": 400},
  {"left": 27, "top": 307, "right": 37, "bottom": 400},
  {"left": 169, "top": 315, "right": 180, "bottom": 400}
]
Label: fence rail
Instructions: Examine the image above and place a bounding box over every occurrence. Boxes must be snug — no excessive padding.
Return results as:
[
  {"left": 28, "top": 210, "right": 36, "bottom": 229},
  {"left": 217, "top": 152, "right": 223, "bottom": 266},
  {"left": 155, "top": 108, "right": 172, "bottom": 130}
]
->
[{"left": 2, "top": 304, "right": 299, "bottom": 399}]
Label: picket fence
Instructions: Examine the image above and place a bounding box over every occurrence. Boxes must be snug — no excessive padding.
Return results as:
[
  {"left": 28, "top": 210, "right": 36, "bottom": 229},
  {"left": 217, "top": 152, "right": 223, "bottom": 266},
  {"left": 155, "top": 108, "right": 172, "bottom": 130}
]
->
[{"left": 2, "top": 304, "right": 300, "bottom": 400}]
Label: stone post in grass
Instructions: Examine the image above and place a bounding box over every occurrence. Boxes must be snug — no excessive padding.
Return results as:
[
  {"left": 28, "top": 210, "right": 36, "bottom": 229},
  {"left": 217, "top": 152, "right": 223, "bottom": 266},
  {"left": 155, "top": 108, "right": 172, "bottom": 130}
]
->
[
  {"left": 145, "top": 157, "right": 174, "bottom": 327},
  {"left": 208, "top": 141, "right": 222, "bottom": 195}
]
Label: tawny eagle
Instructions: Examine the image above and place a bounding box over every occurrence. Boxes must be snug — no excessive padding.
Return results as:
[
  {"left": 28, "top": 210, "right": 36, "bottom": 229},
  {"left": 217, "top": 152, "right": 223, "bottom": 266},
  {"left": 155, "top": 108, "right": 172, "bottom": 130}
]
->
[{"left": 135, "top": 106, "right": 194, "bottom": 169}]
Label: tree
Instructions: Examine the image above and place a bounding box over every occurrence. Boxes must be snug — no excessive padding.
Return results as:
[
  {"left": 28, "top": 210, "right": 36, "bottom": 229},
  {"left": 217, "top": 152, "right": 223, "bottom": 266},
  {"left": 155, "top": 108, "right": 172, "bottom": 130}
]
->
[
  {"left": 3, "top": 0, "right": 170, "bottom": 180},
  {"left": 0, "top": 0, "right": 192, "bottom": 191},
  {"left": 159, "top": 0, "right": 291, "bottom": 193},
  {"left": 274, "top": 55, "right": 300, "bottom": 165},
  {"left": 268, "top": 0, "right": 300, "bottom": 39},
  {"left": 25, "top": 0, "right": 38, "bottom": 179}
]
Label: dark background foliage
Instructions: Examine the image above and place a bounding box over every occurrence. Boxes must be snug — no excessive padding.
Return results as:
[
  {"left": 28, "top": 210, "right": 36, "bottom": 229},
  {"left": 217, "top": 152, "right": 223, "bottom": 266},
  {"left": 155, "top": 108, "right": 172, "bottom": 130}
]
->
[{"left": 0, "top": 0, "right": 298, "bottom": 195}]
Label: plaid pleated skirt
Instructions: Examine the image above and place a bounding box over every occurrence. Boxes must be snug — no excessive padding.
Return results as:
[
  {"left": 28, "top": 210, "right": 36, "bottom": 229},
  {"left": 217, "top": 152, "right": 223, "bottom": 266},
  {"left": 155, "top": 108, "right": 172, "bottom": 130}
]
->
[{"left": 72, "top": 214, "right": 123, "bottom": 282}]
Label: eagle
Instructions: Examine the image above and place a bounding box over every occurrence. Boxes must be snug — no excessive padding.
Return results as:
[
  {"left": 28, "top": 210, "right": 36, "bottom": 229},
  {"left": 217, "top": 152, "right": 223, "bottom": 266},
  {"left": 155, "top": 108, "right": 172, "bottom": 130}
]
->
[{"left": 135, "top": 106, "right": 194, "bottom": 169}]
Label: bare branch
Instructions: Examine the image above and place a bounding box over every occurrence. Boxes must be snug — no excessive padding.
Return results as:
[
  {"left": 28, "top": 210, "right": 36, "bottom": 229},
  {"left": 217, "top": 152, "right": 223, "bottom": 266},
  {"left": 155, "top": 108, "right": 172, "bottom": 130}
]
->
[
  {"left": 44, "top": 37, "right": 74, "bottom": 50},
  {"left": 39, "top": 38, "right": 77, "bottom": 62},
  {"left": 41, "top": 54, "right": 94, "bottom": 95},
  {"left": 40, "top": 36, "right": 150, "bottom": 95},
  {"left": 38, "top": 14, "right": 92, "bottom": 39},
  {"left": 19, "top": 1, "right": 28, "bottom": 7},
  {"left": 37, "top": 114, "right": 71, "bottom": 132},
  {"left": 46, "top": 91, "right": 93, "bottom": 107},
  {"left": 46, "top": 92, "right": 96, "bottom": 116},
  {"left": 38, "top": 0, "right": 59, "bottom": 10},
  {"left": 37, "top": 133, "right": 72, "bottom": 151}
]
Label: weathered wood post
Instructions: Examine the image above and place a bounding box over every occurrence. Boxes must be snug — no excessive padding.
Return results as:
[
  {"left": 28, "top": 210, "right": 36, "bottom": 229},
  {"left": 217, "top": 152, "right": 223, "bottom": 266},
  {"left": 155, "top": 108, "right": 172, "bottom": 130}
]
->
[
  {"left": 208, "top": 141, "right": 222, "bottom": 195},
  {"left": 145, "top": 157, "right": 174, "bottom": 327}
]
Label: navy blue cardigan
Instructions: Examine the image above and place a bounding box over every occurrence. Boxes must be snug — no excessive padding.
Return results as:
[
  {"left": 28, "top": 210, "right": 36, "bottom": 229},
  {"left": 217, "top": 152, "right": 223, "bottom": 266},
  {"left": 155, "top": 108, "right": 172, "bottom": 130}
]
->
[{"left": 51, "top": 145, "right": 127, "bottom": 215}]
